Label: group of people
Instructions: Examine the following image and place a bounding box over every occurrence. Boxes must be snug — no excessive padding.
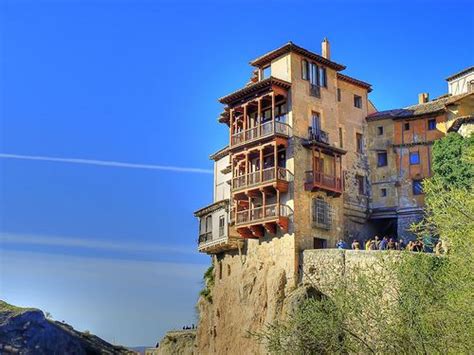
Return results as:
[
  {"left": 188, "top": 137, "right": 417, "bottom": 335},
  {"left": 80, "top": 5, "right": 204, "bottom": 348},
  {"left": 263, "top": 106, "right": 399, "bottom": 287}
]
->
[
  {"left": 336, "top": 235, "right": 442, "bottom": 253},
  {"left": 182, "top": 324, "right": 196, "bottom": 330}
]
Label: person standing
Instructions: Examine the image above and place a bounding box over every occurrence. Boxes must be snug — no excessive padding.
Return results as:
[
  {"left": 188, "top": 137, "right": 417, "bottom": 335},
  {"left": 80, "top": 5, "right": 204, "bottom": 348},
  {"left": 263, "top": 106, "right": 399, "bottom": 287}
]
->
[{"left": 379, "top": 236, "right": 388, "bottom": 250}]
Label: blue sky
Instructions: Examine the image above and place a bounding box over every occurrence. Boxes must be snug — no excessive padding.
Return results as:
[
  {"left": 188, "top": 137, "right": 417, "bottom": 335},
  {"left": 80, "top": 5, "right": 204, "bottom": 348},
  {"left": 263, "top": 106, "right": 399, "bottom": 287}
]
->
[{"left": 0, "top": 0, "right": 473, "bottom": 347}]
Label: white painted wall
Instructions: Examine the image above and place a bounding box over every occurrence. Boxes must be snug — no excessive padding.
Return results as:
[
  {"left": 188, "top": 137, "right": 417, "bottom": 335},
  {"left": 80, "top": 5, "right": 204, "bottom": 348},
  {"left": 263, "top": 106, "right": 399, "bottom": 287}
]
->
[
  {"left": 214, "top": 154, "right": 231, "bottom": 202},
  {"left": 448, "top": 71, "right": 474, "bottom": 95}
]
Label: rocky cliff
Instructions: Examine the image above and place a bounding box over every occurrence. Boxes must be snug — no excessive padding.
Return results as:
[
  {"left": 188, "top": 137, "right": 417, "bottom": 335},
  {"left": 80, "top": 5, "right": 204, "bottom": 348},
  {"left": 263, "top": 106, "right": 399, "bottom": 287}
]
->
[
  {"left": 0, "top": 301, "right": 133, "bottom": 354},
  {"left": 155, "top": 330, "right": 196, "bottom": 355}
]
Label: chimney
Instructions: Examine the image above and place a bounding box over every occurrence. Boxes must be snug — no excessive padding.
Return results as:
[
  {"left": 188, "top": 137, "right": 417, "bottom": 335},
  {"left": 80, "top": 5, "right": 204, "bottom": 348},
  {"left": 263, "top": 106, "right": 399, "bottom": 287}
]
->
[
  {"left": 322, "top": 38, "right": 330, "bottom": 60},
  {"left": 418, "top": 93, "right": 429, "bottom": 104}
]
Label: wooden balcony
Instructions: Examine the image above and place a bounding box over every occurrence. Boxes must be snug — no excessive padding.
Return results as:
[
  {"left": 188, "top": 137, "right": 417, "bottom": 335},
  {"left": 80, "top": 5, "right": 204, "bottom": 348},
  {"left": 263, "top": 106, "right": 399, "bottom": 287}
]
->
[
  {"left": 233, "top": 203, "right": 292, "bottom": 238},
  {"left": 232, "top": 167, "right": 291, "bottom": 195},
  {"left": 197, "top": 230, "right": 239, "bottom": 254},
  {"left": 230, "top": 120, "right": 291, "bottom": 149},
  {"left": 304, "top": 170, "right": 343, "bottom": 196}
]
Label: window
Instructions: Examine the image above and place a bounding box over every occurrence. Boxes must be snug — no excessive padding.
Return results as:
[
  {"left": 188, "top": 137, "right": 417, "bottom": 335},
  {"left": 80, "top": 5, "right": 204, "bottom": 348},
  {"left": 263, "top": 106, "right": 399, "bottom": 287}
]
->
[
  {"left": 356, "top": 133, "right": 363, "bottom": 153},
  {"left": 337, "top": 88, "right": 341, "bottom": 102},
  {"left": 262, "top": 66, "right": 271, "bottom": 79},
  {"left": 413, "top": 180, "right": 423, "bottom": 195},
  {"left": 313, "top": 238, "right": 327, "bottom": 249},
  {"left": 218, "top": 216, "right": 225, "bottom": 237},
  {"left": 206, "top": 215, "right": 212, "bottom": 233},
  {"left": 302, "top": 59, "right": 309, "bottom": 80},
  {"left": 227, "top": 265, "right": 231, "bottom": 276},
  {"left": 381, "top": 188, "right": 387, "bottom": 197},
  {"left": 404, "top": 122, "right": 410, "bottom": 131},
  {"left": 319, "top": 67, "right": 327, "bottom": 87},
  {"left": 409, "top": 151, "right": 420, "bottom": 165},
  {"left": 354, "top": 95, "right": 362, "bottom": 108},
  {"left": 218, "top": 261, "right": 222, "bottom": 280},
  {"left": 377, "top": 152, "right": 388, "bottom": 167},
  {"left": 311, "top": 112, "right": 321, "bottom": 132},
  {"left": 356, "top": 175, "right": 366, "bottom": 195},
  {"left": 339, "top": 127, "right": 343, "bottom": 148},
  {"left": 312, "top": 197, "right": 332, "bottom": 229},
  {"left": 428, "top": 119, "right": 436, "bottom": 130},
  {"left": 309, "top": 63, "right": 319, "bottom": 86},
  {"left": 377, "top": 126, "right": 384, "bottom": 135}
]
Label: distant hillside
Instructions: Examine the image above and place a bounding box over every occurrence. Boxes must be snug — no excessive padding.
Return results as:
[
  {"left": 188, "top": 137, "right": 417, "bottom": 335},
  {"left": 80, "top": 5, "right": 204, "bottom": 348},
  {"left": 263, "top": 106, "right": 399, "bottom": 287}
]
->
[{"left": 0, "top": 300, "right": 134, "bottom": 354}]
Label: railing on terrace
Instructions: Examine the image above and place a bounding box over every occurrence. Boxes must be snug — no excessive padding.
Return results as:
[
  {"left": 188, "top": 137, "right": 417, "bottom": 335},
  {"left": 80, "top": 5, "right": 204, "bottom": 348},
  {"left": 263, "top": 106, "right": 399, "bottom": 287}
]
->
[
  {"left": 308, "top": 127, "right": 329, "bottom": 144},
  {"left": 198, "top": 231, "right": 212, "bottom": 244},
  {"left": 231, "top": 119, "right": 291, "bottom": 146},
  {"left": 232, "top": 167, "right": 292, "bottom": 191},
  {"left": 198, "top": 231, "right": 229, "bottom": 250},
  {"left": 304, "top": 170, "right": 343, "bottom": 192},
  {"left": 234, "top": 204, "right": 292, "bottom": 226}
]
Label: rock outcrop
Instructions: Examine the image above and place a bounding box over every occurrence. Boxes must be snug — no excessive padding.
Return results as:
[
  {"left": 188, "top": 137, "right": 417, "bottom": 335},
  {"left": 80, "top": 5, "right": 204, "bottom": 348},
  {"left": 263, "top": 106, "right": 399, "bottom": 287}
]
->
[
  {"left": 0, "top": 300, "right": 133, "bottom": 354},
  {"left": 155, "top": 330, "right": 196, "bottom": 355}
]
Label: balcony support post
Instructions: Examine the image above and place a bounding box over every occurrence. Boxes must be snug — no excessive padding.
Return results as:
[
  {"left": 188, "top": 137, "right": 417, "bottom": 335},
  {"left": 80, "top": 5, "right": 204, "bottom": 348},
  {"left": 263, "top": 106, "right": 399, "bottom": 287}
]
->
[
  {"left": 244, "top": 151, "right": 248, "bottom": 187},
  {"left": 277, "top": 189, "right": 280, "bottom": 217},
  {"left": 229, "top": 109, "right": 234, "bottom": 145},
  {"left": 262, "top": 191, "right": 266, "bottom": 218},
  {"left": 339, "top": 154, "right": 343, "bottom": 191},
  {"left": 333, "top": 153, "right": 337, "bottom": 187},
  {"left": 259, "top": 146, "right": 263, "bottom": 183},
  {"left": 274, "top": 141, "right": 278, "bottom": 180},
  {"left": 271, "top": 92, "right": 275, "bottom": 130},
  {"left": 312, "top": 146, "right": 316, "bottom": 184},
  {"left": 257, "top": 98, "right": 262, "bottom": 137},
  {"left": 318, "top": 148, "right": 322, "bottom": 183},
  {"left": 243, "top": 104, "right": 247, "bottom": 132}
]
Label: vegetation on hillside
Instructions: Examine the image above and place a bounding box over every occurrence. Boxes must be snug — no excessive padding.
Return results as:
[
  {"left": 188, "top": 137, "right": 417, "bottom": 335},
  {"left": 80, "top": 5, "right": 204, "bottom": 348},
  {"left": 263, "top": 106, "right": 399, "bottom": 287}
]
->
[
  {"left": 199, "top": 265, "right": 215, "bottom": 303},
  {"left": 257, "top": 132, "right": 474, "bottom": 354}
]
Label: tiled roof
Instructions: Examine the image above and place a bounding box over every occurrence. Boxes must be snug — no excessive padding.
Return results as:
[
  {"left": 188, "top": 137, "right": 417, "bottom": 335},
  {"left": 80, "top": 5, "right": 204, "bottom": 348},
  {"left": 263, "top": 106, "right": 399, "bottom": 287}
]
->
[
  {"left": 337, "top": 73, "right": 372, "bottom": 92},
  {"left": 446, "top": 66, "right": 474, "bottom": 81},
  {"left": 367, "top": 92, "right": 474, "bottom": 121},
  {"left": 218, "top": 76, "right": 291, "bottom": 105},
  {"left": 249, "top": 42, "right": 346, "bottom": 71}
]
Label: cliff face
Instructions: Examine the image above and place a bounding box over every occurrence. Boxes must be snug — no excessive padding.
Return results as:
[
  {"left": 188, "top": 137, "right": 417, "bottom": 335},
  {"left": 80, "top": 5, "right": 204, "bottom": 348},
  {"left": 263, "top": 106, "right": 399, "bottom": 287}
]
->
[
  {"left": 196, "top": 236, "right": 297, "bottom": 355},
  {"left": 0, "top": 301, "right": 133, "bottom": 355}
]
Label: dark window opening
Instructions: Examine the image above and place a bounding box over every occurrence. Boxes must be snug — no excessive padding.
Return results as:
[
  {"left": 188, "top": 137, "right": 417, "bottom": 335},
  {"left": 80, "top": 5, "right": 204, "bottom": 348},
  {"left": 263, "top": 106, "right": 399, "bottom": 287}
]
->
[
  {"left": 313, "top": 238, "right": 327, "bottom": 249},
  {"left": 354, "top": 95, "right": 362, "bottom": 108},
  {"left": 302, "top": 59, "right": 309, "bottom": 80},
  {"left": 404, "top": 122, "right": 410, "bottom": 131},
  {"left": 339, "top": 127, "right": 343, "bottom": 148},
  {"left": 377, "top": 152, "right": 388, "bottom": 167},
  {"left": 381, "top": 188, "right": 387, "bottom": 197},
  {"left": 377, "top": 126, "right": 384, "bottom": 135},
  {"left": 312, "top": 197, "right": 332, "bottom": 229},
  {"left": 337, "top": 88, "right": 341, "bottom": 102},
  {"left": 356, "top": 133, "right": 363, "bottom": 153},
  {"left": 356, "top": 175, "right": 366, "bottom": 195}
]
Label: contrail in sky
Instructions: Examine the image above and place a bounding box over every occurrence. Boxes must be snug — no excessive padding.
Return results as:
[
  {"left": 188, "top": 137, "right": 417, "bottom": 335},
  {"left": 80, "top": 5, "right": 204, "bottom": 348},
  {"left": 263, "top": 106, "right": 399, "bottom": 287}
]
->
[{"left": 0, "top": 153, "right": 213, "bottom": 174}]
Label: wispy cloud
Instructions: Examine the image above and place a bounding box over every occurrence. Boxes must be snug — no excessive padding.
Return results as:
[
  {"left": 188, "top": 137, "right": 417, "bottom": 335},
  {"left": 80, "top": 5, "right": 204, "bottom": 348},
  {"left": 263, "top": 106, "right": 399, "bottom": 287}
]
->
[
  {"left": 0, "top": 153, "right": 213, "bottom": 174},
  {"left": 0, "top": 233, "right": 196, "bottom": 256}
]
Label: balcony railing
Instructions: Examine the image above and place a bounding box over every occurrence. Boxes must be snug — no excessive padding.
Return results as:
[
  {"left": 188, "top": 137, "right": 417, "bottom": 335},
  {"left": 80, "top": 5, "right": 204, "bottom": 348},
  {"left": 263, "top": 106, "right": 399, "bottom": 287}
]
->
[
  {"left": 304, "top": 170, "right": 343, "bottom": 194},
  {"left": 234, "top": 204, "right": 292, "bottom": 226},
  {"left": 232, "top": 167, "right": 292, "bottom": 191},
  {"left": 308, "top": 127, "right": 329, "bottom": 144},
  {"left": 198, "top": 231, "right": 212, "bottom": 244},
  {"left": 231, "top": 119, "right": 291, "bottom": 147}
]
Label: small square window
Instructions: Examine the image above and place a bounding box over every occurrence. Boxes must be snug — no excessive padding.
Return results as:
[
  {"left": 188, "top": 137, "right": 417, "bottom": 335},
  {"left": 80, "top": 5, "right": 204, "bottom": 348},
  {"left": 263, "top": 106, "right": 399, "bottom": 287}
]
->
[
  {"left": 337, "top": 88, "right": 341, "bottom": 102},
  {"left": 381, "top": 188, "right": 387, "bottom": 197},
  {"left": 409, "top": 152, "right": 420, "bottom": 165},
  {"left": 404, "top": 122, "right": 410, "bottom": 131},
  {"left": 413, "top": 180, "right": 423, "bottom": 195},
  {"left": 354, "top": 95, "right": 362, "bottom": 108},
  {"left": 377, "top": 152, "right": 388, "bottom": 167},
  {"left": 377, "top": 126, "right": 384, "bottom": 135},
  {"left": 428, "top": 119, "right": 436, "bottom": 130}
]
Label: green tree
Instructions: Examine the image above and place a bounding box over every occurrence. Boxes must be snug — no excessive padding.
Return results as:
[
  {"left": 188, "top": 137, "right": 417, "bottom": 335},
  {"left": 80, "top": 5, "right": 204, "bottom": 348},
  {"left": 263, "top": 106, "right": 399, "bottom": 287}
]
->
[{"left": 257, "top": 133, "right": 474, "bottom": 354}]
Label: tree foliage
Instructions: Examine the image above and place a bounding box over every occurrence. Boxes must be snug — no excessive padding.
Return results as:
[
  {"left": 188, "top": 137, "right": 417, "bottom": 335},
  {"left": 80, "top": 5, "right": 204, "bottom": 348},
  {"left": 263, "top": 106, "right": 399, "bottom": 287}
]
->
[{"left": 258, "top": 133, "right": 474, "bottom": 354}]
